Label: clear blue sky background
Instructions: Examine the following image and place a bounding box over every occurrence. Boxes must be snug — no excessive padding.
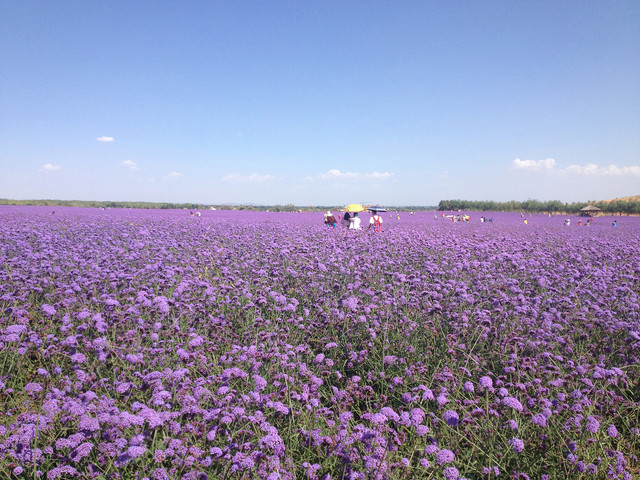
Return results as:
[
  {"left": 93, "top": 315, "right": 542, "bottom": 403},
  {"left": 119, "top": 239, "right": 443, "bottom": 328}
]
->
[{"left": 1, "top": 1, "right": 638, "bottom": 206}]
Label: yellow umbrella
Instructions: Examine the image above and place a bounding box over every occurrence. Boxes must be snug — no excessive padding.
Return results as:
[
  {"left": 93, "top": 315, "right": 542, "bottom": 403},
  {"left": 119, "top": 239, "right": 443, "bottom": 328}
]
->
[{"left": 345, "top": 204, "right": 365, "bottom": 212}]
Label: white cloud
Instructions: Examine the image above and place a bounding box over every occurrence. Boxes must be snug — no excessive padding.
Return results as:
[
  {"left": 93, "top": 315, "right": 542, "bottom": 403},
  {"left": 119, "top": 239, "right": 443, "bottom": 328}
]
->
[
  {"left": 565, "top": 163, "right": 600, "bottom": 176},
  {"left": 513, "top": 158, "right": 640, "bottom": 177},
  {"left": 365, "top": 171, "right": 394, "bottom": 179},
  {"left": 567, "top": 163, "right": 640, "bottom": 177},
  {"left": 97, "top": 136, "right": 115, "bottom": 142},
  {"left": 318, "top": 169, "right": 394, "bottom": 180},
  {"left": 121, "top": 160, "right": 139, "bottom": 171},
  {"left": 320, "top": 169, "right": 360, "bottom": 179},
  {"left": 42, "top": 163, "right": 61, "bottom": 171},
  {"left": 222, "top": 173, "right": 277, "bottom": 183},
  {"left": 513, "top": 158, "right": 556, "bottom": 171},
  {"left": 164, "top": 171, "right": 182, "bottom": 180}
]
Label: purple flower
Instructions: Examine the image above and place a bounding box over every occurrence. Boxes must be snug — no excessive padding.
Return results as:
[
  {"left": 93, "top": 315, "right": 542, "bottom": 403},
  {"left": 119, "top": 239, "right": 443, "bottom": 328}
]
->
[
  {"left": 266, "top": 401, "right": 289, "bottom": 415},
  {"left": 342, "top": 296, "right": 359, "bottom": 311},
  {"left": 153, "top": 296, "right": 170, "bottom": 313},
  {"left": 419, "top": 386, "right": 434, "bottom": 401},
  {"left": 401, "top": 392, "right": 414, "bottom": 404},
  {"left": 443, "top": 467, "right": 460, "bottom": 480},
  {"left": 380, "top": 407, "right": 399, "bottom": 422},
  {"left": 463, "top": 381, "right": 474, "bottom": 393},
  {"left": 47, "top": 466, "right": 78, "bottom": 479},
  {"left": 503, "top": 396, "right": 523, "bottom": 412},
  {"left": 443, "top": 410, "right": 459, "bottom": 426},
  {"left": 128, "top": 445, "right": 147, "bottom": 458},
  {"left": 78, "top": 415, "right": 100, "bottom": 432},
  {"left": 368, "top": 413, "right": 387, "bottom": 424},
  {"left": 56, "top": 433, "right": 85, "bottom": 450},
  {"left": 509, "top": 437, "right": 525, "bottom": 453},
  {"left": 479, "top": 376, "right": 493, "bottom": 389},
  {"left": 436, "top": 449, "right": 455, "bottom": 464},
  {"left": 125, "top": 353, "right": 144, "bottom": 364},
  {"left": 41, "top": 304, "right": 57, "bottom": 316},
  {"left": 70, "top": 442, "right": 93, "bottom": 461},
  {"left": 253, "top": 374, "right": 267, "bottom": 391},
  {"left": 532, "top": 413, "right": 547, "bottom": 427},
  {"left": 410, "top": 407, "right": 425, "bottom": 426},
  {"left": 339, "top": 411, "right": 353, "bottom": 424},
  {"left": 424, "top": 444, "right": 438, "bottom": 455},
  {"left": 585, "top": 416, "right": 600, "bottom": 433},
  {"left": 6, "top": 324, "right": 27, "bottom": 334},
  {"left": 259, "top": 433, "right": 286, "bottom": 456},
  {"left": 383, "top": 355, "right": 398, "bottom": 365},
  {"left": 70, "top": 353, "right": 86, "bottom": 364},
  {"left": 607, "top": 424, "right": 619, "bottom": 438},
  {"left": 24, "top": 383, "right": 43, "bottom": 395}
]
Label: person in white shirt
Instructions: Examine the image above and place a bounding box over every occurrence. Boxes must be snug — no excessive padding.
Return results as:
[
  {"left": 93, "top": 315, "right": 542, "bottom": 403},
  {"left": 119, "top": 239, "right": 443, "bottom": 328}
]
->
[
  {"left": 349, "top": 212, "right": 361, "bottom": 230},
  {"left": 369, "top": 212, "right": 383, "bottom": 231}
]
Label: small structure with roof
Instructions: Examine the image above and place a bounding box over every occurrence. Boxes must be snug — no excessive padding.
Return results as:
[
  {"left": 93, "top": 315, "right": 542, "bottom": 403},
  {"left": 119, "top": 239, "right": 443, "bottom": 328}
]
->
[{"left": 579, "top": 205, "right": 601, "bottom": 217}]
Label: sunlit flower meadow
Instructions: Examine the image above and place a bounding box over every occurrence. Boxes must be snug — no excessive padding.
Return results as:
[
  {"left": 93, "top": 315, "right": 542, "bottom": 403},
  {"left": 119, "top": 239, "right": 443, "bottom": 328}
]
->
[{"left": 1, "top": 206, "right": 638, "bottom": 479}]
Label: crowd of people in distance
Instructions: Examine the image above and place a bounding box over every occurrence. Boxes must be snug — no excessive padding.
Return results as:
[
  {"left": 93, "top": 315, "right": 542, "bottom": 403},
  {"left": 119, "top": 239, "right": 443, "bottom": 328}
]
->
[
  {"left": 565, "top": 217, "right": 598, "bottom": 227},
  {"left": 325, "top": 211, "right": 620, "bottom": 230},
  {"left": 438, "top": 212, "right": 472, "bottom": 222},
  {"left": 324, "top": 210, "right": 384, "bottom": 231}
]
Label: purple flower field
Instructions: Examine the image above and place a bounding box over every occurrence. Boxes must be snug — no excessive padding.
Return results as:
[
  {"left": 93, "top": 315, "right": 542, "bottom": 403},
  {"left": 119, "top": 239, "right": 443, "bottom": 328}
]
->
[{"left": 1, "top": 206, "right": 638, "bottom": 479}]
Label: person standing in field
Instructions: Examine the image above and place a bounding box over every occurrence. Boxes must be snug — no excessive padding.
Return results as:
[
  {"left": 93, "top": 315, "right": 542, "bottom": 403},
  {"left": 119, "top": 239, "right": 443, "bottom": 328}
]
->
[
  {"left": 369, "top": 211, "right": 383, "bottom": 232},
  {"left": 349, "top": 212, "right": 361, "bottom": 230},
  {"left": 343, "top": 211, "right": 351, "bottom": 228}
]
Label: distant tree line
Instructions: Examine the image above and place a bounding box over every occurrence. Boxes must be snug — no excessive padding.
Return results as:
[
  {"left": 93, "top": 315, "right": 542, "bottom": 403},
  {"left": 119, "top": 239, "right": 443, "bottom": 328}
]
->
[
  {"left": 0, "top": 199, "right": 213, "bottom": 210},
  {"left": 437, "top": 199, "right": 640, "bottom": 215},
  {"left": 0, "top": 199, "right": 334, "bottom": 212},
  {"left": 0, "top": 199, "right": 439, "bottom": 212}
]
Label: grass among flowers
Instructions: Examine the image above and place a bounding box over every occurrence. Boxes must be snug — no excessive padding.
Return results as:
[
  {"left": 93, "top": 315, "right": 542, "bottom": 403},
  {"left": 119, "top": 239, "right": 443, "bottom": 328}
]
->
[{"left": 0, "top": 206, "right": 638, "bottom": 479}]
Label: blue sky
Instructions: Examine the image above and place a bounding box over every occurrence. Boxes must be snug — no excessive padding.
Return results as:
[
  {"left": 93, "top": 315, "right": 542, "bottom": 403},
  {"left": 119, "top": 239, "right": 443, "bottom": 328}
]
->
[{"left": 1, "top": 1, "right": 638, "bottom": 206}]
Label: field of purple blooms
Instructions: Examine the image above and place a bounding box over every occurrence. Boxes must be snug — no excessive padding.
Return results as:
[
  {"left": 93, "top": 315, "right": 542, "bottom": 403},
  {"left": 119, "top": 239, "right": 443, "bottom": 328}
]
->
[{"left": 1, "top": 206, "right": 639, "bottom": 480}]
